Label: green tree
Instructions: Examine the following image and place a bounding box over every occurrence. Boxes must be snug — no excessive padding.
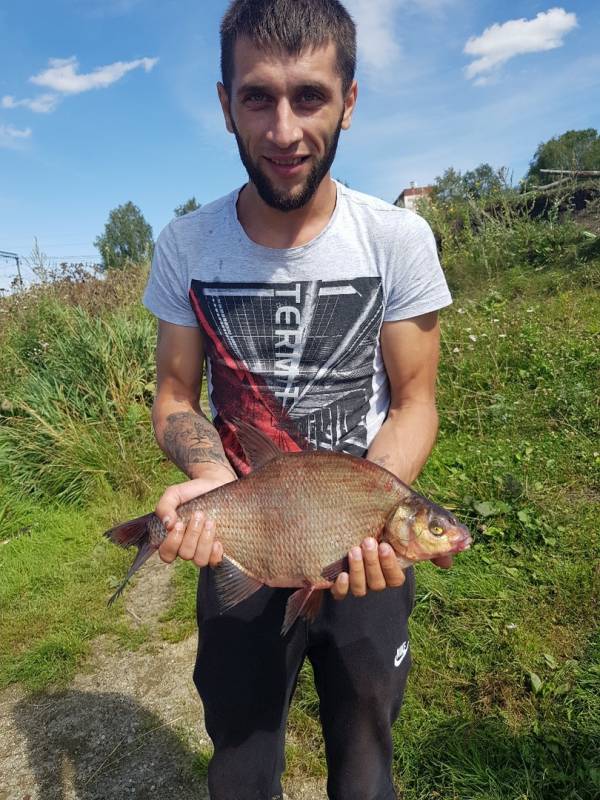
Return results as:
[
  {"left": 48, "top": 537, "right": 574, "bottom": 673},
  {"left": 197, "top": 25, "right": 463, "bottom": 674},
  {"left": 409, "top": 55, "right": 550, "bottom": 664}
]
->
[
  {"left": 174, "top": 197, "right": 201, "bottom": 217},
  {"left": 463, "top": 164, "right": 509, "bottom": 199},
  {"left": 431, "top": 164, "right": 509, "bottom": 204},
  {"left": 431, "top": 167, "right": 467, "bottom": 203},
  {"left": 527, "top": 128, "right": 600, "bottom": 183},
  {"left": 94, "top": 202, "right": 153, "bottom": 270}
]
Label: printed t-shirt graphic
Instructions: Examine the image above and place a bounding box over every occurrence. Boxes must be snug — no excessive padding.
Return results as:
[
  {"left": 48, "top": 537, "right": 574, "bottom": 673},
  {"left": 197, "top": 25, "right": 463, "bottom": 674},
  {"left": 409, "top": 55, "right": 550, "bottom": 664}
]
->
[{"left": 189, "top": 277, "right": 384, "bottom": 473}]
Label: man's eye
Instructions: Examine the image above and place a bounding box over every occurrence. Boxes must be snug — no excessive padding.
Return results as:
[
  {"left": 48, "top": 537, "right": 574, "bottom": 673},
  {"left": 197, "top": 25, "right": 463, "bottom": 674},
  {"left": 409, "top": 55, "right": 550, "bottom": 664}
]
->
[
  {"left": 300, "top": 92, "right": 322, "bottom": 104},
  {"left": 246, "top": 93, "right": 267, "bottom": 103}
]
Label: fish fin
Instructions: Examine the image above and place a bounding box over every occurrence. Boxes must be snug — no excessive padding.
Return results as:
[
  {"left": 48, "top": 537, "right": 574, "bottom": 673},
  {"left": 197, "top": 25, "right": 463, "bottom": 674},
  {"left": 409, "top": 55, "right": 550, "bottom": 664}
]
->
[
  {"left": 104, "top": 513, "right": 154, "bottom": 548},
  {"left": 105, "top": 513, "right": 157, "bottom": 605},
  {"left": 107, "top": 540, "right": 156, "bottom": 606},
  {"left": 231, "top": 418, "right": 283, "bottom": 470},
  {"left": 213, "top": 555, "right": 264, "bottom": 613},
  {"left": 281, "top": 587, "right": 324, "bottom": 636},
  {"left": 321, "top": 556, "right": 350, "bottom": 582}
]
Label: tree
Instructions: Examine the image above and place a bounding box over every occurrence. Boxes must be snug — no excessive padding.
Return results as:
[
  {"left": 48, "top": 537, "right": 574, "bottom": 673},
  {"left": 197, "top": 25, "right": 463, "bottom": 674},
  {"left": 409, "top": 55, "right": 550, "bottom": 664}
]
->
[
  {"left": 94, "top": 202, "right": 153, "bottom": 270},
  {"left": 431, "top": 167, "right": 466, "bottom": 203},
  {"left": 463, "top": 164, "right": 510, "bottom": 199},
  {"left": 431, "top": 163, "right": 509, "bottom": 204},
  {"left": 174, "top": 197, "right": 201, "bottom": 217},
  {"left": 527, "top": 129, "right": 600, "bottom": 184}
]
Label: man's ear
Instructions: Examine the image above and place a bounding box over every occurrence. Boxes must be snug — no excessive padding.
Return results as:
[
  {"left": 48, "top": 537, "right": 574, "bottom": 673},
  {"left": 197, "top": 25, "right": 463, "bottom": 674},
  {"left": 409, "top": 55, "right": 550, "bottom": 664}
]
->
[
  {"left": 217, "top": 82, "right": 234, "bottom": 134},
  {"left": 341, "top": 79, "right": 358, "bottom": 131}
]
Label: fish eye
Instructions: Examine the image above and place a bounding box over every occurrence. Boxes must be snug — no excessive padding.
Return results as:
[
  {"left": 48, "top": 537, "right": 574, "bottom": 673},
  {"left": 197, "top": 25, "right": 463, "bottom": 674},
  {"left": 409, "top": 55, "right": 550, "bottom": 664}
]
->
[{"left": 431, "top": 525, "right": 445, "bottom": 537}]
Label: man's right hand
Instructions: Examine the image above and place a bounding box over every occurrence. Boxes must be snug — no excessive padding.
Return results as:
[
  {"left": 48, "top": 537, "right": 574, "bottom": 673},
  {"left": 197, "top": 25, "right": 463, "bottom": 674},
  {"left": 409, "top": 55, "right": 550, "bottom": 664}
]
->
[{"left": 155, "top": 467, "right": 237, "bottom": 568}]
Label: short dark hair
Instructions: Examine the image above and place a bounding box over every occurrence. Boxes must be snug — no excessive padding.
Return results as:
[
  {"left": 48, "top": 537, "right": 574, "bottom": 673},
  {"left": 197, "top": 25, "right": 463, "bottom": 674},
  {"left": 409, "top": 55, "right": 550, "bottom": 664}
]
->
[{"left": 220, "top": 0, "right": 357, "bottom": 97}]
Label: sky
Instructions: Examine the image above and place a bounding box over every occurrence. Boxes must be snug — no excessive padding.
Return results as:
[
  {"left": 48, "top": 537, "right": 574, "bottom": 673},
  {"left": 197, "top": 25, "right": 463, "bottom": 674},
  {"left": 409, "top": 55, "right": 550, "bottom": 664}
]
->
[{"left": 1, "top": 0, "right": 599, "bottom": 289}]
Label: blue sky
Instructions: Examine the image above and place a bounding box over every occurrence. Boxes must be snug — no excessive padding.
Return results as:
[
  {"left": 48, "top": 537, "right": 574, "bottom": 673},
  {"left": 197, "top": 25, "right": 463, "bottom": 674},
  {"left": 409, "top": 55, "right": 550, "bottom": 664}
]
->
[{"left": 1, "top": 0, "right": 598, "bottom": 288}]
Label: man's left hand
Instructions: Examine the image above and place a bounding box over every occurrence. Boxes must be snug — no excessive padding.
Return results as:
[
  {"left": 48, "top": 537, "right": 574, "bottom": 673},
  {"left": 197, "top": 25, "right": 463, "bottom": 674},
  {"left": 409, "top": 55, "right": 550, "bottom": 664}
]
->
[
  {"left": 330, "top": 538, "right": 405, "bottom": 600},
  {"left": 330, "top": 540, "right": 454, "bottom": 600}
]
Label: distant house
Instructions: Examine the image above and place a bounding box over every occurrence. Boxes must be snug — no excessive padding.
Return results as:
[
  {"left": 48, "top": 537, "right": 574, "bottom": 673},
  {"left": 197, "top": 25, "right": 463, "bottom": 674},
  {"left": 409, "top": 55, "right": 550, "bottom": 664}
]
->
[{"left": 394, "top": 182, "right": 433, "bottom": 212}]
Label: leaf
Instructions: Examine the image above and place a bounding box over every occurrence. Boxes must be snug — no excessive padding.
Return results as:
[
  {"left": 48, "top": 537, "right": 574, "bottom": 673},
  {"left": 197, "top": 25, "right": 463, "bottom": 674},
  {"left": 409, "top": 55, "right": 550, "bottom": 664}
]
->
[
  {"left": 529, "top": 671, "right": 543, "bottom": 694},
  {"left": 474, "top": 500, "right": 511, "bottom": 517},
  {"left": 544, "top": 653, "right": 558, "bottom": 669},
  {"left": 588, "top": 768, "right": 600, "bottom": 787}
]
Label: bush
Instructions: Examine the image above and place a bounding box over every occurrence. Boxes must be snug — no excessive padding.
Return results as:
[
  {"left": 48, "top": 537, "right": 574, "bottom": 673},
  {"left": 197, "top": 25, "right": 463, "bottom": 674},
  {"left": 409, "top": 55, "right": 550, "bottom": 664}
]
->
[{"left": 420, "top": 192, "right": 600, "bottom": 291}]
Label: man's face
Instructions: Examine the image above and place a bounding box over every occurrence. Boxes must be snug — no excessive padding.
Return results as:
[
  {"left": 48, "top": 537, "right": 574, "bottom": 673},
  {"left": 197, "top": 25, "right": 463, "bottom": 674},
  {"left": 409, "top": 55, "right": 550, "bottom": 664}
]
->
[{"left": 218, "top": 37, "right": 357, "bottom": 212}]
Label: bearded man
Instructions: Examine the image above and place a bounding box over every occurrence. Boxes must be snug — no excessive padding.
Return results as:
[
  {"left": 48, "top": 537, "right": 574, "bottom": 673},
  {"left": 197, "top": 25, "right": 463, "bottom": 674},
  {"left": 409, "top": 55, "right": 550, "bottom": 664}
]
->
[{"left": 143, "top": 1, "right": 453, "bottom": 798}]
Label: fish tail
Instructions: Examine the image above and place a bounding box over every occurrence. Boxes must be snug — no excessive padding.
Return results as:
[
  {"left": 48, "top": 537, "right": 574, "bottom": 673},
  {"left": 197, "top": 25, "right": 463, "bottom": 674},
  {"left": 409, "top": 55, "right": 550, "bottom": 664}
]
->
[
  {"left": 104, "top": 513, "right": 157, "bottom": 605},
  {"left": 105, "top": 513, "right": 154, "bottom": 548}
]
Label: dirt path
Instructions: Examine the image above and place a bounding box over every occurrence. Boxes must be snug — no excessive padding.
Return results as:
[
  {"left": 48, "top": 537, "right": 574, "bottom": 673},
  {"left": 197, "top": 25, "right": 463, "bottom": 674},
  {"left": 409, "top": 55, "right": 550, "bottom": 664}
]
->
[{"left": 0, "top": 561, "right": 326, "bottom": 800}]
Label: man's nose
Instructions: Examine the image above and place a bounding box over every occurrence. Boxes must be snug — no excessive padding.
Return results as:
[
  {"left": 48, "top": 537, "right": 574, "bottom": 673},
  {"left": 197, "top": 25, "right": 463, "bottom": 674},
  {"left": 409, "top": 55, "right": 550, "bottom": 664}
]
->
[{"left": 266, "top": 100, "right": 302, "bottom": 150}]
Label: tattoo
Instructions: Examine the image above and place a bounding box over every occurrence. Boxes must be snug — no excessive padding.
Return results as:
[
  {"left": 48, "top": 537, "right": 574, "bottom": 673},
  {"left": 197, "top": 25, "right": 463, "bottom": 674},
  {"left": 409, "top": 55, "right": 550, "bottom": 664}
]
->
[{"left": 163, "top": 411, "right": 234, "bottom": 477}]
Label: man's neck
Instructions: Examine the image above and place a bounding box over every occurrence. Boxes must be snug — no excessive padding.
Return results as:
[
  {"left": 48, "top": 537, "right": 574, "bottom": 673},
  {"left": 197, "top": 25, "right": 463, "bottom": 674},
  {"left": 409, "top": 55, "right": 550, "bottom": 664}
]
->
[{"left": 236, "top": 175, "right": 337, "bottom": 250}]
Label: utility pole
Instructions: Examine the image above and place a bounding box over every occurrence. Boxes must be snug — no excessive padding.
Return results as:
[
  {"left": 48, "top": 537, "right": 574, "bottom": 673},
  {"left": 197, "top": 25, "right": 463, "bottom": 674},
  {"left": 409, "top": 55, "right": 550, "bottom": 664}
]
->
[{"left": 0, "top": 250, "right": 22, "bottom": 287}]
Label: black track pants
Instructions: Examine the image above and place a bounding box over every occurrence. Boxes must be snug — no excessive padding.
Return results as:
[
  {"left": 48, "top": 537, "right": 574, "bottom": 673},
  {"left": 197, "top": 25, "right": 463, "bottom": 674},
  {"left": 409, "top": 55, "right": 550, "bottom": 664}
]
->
[{"left": 194, "top": 566, "right": 415, "bottom": 800}]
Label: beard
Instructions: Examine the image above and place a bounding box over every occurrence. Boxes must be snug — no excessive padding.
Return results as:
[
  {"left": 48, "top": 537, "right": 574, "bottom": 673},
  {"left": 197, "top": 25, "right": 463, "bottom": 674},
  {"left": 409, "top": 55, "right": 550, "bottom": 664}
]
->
[{"left": 230, "top": 111, "right": 344, "bottom": 212}]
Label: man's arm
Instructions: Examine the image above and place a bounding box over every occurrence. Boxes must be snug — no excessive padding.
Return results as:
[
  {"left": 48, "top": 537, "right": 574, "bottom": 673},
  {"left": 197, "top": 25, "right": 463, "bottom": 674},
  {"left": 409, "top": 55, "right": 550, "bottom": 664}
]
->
[
  {"left": 152, "top": 320, "right": 235, "bottom": 567},
  {"left": 367, "top": 311, "right": 440, "bottom": 484},
  {"left": 153, "top": 320, "right": 236, "bottom": 480},
  {"left": 331, "top": 310, "right": 448, "bottom": 600}
]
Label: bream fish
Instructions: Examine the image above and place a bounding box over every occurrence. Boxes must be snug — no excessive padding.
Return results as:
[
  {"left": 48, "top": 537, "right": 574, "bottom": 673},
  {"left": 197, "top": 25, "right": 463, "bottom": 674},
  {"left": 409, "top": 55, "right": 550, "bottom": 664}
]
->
[{"left": 105, "top": 420, "right": 472, "bottom": 634}]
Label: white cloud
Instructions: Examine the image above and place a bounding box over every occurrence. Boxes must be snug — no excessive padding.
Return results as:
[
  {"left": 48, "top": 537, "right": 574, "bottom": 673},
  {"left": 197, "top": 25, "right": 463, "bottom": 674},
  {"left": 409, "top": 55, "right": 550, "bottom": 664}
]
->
[
  {"left": 464, "top": 7, "right": 578, "bottom": 81},
  {"left": 0, "top": 124, "right": 32, "bottom": 148},
  {"left": 30, "top": 55, "right": 158, "bottom": 94},
  {"left": 344, "top": 0, "right": 455, "bottom": 79},
  {"left": 345, "top": 0, "right": 402, "bottom": 74},
  {"left": 1, "top": 93, "right": 60, "bottom": 113}
]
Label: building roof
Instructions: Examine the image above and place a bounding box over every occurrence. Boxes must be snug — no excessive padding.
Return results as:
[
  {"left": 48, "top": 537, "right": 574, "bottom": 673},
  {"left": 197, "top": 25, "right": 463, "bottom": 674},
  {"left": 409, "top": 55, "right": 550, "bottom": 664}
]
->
[{"left": 401, "top": 186, "right": 432, "bottom": 197}]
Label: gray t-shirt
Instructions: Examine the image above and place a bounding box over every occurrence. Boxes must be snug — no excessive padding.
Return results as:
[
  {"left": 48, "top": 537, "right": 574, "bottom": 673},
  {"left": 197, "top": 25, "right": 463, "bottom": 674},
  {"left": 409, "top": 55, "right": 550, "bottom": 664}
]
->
[{"left": 144, "top": 180, "right": 451, "bottom": 472}]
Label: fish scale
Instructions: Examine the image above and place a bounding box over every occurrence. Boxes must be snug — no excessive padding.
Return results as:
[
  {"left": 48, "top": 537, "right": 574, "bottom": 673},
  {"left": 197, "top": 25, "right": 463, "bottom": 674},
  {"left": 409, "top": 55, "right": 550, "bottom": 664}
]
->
[
  {"left": 166, "top": 452, "right": 402, "bottom": 583},
  {"left": 105, "top": 421, "right": 472, "bottom": 635}
]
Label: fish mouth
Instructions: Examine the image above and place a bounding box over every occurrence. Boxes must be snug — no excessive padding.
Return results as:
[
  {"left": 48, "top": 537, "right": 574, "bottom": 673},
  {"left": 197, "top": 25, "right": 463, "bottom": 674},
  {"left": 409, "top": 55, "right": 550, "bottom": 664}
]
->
[{"left": 452, "top": 527, "right": 473, "bottom": 553}]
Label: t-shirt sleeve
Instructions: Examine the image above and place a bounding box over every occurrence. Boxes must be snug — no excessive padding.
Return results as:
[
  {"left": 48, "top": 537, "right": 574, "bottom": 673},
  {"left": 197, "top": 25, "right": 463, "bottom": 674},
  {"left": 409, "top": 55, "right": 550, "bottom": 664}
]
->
[
  {"left": 384, "top": 213, "right": 452, "bottom": 322},
  {"left": 143, "top": 222, "right": 198, "bottom": 327}
]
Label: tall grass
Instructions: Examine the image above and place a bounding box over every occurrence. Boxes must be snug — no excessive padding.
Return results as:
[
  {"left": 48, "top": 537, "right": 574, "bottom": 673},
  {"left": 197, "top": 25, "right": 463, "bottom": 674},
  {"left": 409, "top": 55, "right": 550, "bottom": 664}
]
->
[{"left": 0, "top": 273, "right": 163, "bottom": 505}]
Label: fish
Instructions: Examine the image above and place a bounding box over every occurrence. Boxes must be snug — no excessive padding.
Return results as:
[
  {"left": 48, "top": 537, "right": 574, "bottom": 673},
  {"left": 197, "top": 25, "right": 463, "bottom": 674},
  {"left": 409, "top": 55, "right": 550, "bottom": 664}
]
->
[{"left": 105, "top": 420, "right": 472, "bottom": 635}]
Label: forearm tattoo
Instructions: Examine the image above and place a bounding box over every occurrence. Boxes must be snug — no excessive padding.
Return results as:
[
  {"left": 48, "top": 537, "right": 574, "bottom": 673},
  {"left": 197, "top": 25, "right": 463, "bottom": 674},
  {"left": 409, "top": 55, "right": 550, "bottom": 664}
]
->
[{"left": 162, "top": 411, "right": 234, "bottom": 477}]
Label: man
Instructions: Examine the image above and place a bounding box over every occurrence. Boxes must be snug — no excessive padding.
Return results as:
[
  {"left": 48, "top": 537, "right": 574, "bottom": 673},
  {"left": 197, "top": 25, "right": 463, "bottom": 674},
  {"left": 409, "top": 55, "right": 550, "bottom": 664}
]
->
[{"left": 143, "top": 1, "right": 453, "bottom": 798}]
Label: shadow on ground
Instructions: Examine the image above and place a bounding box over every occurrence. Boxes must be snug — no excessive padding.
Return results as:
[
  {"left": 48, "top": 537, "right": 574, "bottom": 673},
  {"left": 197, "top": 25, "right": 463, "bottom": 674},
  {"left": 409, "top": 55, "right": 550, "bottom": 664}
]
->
[{"left": 11, "top": 690, "right": 209, "bottom": 800}]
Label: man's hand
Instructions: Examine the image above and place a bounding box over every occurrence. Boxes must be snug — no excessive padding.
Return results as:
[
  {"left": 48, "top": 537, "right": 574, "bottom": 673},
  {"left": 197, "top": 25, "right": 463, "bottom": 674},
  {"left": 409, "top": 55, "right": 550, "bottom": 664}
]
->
[
  {"left": 330, "top": 540, "right": 454, "bottom": 600},
  {"left": 330, "top": 538, "right": 406, "bottom": 600},
  {"left": 155, "top": 469, "right": 236, "bottom": 568}
]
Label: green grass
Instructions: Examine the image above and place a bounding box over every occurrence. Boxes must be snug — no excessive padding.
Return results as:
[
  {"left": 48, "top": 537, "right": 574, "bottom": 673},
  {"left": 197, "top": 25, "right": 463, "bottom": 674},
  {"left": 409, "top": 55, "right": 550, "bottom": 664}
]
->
[
  {"left": 0, "top": 248, "right": 598, "bottom": 797},
  {"left": 0, "top": 488, "right": 166, "bottom": 691}
]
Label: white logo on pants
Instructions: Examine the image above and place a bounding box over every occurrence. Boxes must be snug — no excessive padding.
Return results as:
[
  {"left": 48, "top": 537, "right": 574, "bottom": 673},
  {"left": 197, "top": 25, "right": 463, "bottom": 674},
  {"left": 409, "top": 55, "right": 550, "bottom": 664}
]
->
[{"left": 394, "top": 641, "right": 409, "bottom": 668}]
